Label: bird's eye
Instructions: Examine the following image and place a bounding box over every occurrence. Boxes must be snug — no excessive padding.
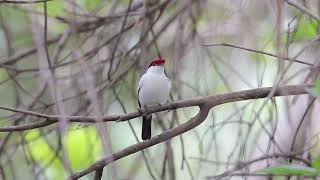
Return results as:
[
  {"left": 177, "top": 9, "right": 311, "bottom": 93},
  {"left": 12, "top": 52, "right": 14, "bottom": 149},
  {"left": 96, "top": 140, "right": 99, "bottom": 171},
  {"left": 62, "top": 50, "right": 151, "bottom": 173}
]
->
[{"left": 152, "top": 64, "right": 155, "bottom": 66}]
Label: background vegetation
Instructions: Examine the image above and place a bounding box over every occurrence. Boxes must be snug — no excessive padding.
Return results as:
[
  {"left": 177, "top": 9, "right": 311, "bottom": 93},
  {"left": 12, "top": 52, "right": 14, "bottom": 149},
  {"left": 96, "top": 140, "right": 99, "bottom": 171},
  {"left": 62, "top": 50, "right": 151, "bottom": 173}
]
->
[{"left": 0, "top": 0, "right": 319, "bottom": 179}]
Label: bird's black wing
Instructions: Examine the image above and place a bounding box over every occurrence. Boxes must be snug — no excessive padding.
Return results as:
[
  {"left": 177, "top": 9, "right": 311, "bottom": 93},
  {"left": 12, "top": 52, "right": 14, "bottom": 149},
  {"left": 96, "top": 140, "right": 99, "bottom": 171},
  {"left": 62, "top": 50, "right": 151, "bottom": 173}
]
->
[{"left": 137, "top": 87, "right": 141, "bottom": 108}]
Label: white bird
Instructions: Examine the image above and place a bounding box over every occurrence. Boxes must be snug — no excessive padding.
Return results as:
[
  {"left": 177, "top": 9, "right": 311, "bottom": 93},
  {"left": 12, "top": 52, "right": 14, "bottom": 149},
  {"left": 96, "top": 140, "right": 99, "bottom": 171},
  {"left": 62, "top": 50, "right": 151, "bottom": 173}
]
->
[{"left": 138, "top": 59, "right": 171, "bottom": 140}]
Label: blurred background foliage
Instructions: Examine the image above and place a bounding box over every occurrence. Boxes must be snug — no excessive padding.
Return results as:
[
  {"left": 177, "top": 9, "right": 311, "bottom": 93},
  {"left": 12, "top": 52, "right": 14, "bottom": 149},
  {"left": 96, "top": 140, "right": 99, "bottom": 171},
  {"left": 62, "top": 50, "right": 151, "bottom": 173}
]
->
[{"left": 0, "top": 0, "right": 319, "bottom": 179}]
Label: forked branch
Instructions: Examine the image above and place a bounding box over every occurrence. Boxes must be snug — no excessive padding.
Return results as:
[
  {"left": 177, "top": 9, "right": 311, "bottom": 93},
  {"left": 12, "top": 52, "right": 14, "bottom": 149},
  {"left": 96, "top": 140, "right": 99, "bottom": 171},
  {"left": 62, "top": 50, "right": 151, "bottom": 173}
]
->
[{"left": 67, "top": 84, "right": 311, "bottom": 179}]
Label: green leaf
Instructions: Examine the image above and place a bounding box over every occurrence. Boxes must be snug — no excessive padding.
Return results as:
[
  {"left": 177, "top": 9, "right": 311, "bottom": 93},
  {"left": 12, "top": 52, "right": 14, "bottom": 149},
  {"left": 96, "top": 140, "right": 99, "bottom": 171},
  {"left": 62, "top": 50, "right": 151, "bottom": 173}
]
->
[
  {"left": 309, "top": 78, "right": 320, "bottom": 98},
  {"left": 312, "top": 155, "right": 320, "bottom": 171},
  {"left": 306, "top": 87, "right": 318, "bottom": 98},
  {"left": 316, "top": 78, "right": 320, "bottom": 97},
  {"left": 65, "top": 127, "right": 102, "bottom": 171},
  {"left": 293, "top": 17, "right": 318, "bottom": 42},
  {"left": 85, "top": 0, "right": 101, "bottom": 10},
  {"left": 257, "top": 165, "right": 318, "bottom": 176},
  {"left": 36, "top": 0, "right": 65, "bottom": 17},
  {"left": 47, "top": 1, "right": 65, "bottom": 16},
  {"left": 26, "top": 127, "right": 102, "bottom": 177},
  {"left": 26, "top": 130, "right": 64, "bottom": 179}
]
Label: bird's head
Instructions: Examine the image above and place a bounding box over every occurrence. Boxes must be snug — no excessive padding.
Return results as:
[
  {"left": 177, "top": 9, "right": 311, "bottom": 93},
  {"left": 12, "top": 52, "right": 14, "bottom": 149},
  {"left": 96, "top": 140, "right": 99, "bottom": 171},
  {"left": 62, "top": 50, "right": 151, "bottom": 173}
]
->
[
  {"left": 147, "top": 59, "right": 166, "bottom": 74},
  {"left": 148, "top": 59, "right": 165, "bottom": 67}
]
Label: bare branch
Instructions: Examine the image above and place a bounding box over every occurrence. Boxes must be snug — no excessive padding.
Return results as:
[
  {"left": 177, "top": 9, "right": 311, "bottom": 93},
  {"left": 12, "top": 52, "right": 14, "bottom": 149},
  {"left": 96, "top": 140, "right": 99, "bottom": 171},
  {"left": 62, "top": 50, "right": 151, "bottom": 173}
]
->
[
  {"left": 203, "top": 43, "right": 317, "bottom": 67},
  {"left": 69, "top": 104, "right": 211, "bottom": 179},
  {"left": 285, "top": 0, "right": 320, "bottom": 22},
  {"left": 0, "top": 0, "right": 53, "bottom": 4},
  {"left": 206, "top": 152, "right": 311, "bottom": 179},
  {"left": 0, "top": 84, "right": 311, "bottom": 132},
  {"left": 67, "top": 84, "right": 311, "bottom": 179}
]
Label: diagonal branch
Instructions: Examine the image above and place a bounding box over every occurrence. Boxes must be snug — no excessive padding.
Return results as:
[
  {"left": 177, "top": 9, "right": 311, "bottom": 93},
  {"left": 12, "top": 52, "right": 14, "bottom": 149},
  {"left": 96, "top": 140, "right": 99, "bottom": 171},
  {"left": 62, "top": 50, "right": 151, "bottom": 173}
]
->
[
  {"left": 284, "top": 0, "right": 320, "bottom": 22},
  {"left": 69, "top": 104, "right": 211, "bottom": 180},
  {"left": 203, "top": 43, "right": 316, "bottom": 67},
  {"left": 66, "top": 84, "right": 311, "bottom": 179}
]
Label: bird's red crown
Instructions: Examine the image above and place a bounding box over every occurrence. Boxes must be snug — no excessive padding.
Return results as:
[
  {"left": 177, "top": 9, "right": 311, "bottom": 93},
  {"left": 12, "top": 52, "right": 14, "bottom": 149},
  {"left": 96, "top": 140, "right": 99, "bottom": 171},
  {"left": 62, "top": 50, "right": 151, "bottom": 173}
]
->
[{"left": 149, "top": 59, "right": 165, "bottom": 67}]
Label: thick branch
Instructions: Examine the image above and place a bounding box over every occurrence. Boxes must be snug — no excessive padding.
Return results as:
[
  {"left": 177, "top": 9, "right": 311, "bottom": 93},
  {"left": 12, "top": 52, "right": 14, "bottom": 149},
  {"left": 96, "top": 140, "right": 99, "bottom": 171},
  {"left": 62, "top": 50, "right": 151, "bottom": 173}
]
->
[
  {"left": 69, "top": 105, "right": 211, "bottom": 180},
  {"left": 0, "top": 84, "right": 311, "bottom": 132},
  {"left": 67, "top": 84, "right": 311, "bottom": 179}
]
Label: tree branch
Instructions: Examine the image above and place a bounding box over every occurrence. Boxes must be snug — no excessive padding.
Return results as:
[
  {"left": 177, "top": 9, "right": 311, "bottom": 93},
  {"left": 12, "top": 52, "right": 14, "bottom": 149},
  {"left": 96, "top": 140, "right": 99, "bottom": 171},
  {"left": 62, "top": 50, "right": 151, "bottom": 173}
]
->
[
  {"left": 284, "top": 0, "right": 320, "bottom": 22},
  {"left": 0, "top": 84, "right": 311, "bottom": 132},
  {"left": 66, "top": 84, "right": 311, "bottom": 179},
  {"left": 203, "top": 43, "right": 316, "bottom": 67},
  {"left": 0, "top": 0, "right": 53, "bottom": 4}
]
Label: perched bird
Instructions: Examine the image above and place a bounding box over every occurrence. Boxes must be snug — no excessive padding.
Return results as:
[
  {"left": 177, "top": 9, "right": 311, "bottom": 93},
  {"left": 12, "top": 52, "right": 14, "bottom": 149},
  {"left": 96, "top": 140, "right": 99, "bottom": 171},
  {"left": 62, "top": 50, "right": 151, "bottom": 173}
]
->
[{"left": 137, "top": 59, "right": 171, "bottom": 140}]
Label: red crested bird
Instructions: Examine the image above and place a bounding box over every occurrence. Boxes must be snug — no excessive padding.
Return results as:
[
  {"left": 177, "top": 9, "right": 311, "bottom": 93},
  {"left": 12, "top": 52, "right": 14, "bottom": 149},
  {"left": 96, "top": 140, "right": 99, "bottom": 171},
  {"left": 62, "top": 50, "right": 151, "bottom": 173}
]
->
[{"left": 137, "top": 59, "right": 171, "bottom": 140}]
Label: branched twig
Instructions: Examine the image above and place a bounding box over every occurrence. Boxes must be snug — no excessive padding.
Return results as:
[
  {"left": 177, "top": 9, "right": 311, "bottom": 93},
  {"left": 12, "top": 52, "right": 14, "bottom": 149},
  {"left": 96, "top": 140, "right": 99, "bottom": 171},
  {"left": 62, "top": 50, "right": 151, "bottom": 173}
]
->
[
  {"left": 284, "top": 0, "right": 320, "bottom": 22},
  {"left": 66, "top": 84, "right": 310, "bottom": 179},
  {"left": 203, "top": 43, "right": 317, "bottom": 67},
  {"left": 0, "top": 84, "right": 311, "bottom": 132},
  {"left": 0, "top": 0, "right": 53, "bottom": 4},
  {"left": 206, "top": 153, "right": 311, "bottom": 179}
]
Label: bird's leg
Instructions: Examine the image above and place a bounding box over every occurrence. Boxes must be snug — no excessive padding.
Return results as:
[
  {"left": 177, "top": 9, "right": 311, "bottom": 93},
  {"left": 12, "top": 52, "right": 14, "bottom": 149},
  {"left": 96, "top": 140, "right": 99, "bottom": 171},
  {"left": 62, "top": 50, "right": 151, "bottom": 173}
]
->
[
  {"left": 137, "top": 105, "right": 149, "bottom": 116},
  {"left": 165, "top": 101, "right": 172, "bottom": 112},
  {"left": 137, "top": 107, "right": 143, "bottom": 114},
  {"left": 144, "top": 105, "right": 149, "bottom": 116}
]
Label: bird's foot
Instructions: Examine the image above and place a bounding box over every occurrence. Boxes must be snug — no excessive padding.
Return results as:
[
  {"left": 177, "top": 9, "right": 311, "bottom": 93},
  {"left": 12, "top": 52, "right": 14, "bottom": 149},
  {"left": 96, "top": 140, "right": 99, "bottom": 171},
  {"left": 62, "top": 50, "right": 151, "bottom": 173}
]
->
[
  {"left": 137, "top": 108, "right": 143, "bottom": 114},
  {"left": 165, "top": 102, "right": 172, "bottom": 112},
  {"left": 137, "top": 106, "right": 149, "bottom": 116}
]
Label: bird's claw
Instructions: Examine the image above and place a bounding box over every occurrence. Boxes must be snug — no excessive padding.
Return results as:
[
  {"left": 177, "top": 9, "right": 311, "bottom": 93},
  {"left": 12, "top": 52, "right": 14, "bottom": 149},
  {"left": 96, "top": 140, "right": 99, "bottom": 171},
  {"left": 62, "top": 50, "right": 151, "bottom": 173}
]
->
[
  {"left": 166, "top": 102, "right": 172, "bottom": 112},
  {"left": 137, "top": 108, "right": 143, "bottom": 114},
  {"left": 137, "top": 107, "right": 148, "bottom": 116}
]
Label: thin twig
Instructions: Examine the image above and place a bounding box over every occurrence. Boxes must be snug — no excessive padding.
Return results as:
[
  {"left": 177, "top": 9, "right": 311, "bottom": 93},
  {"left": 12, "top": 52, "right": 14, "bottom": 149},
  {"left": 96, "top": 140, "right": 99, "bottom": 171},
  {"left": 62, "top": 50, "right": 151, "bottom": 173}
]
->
[
  {"left": 0, "top": 0, "right": 53, "bottom": 4},
  {"left": 203, "top": 43, "right": 317, "bottom": 67},
  {"left": 285, "top": 0, "right": 320, "bottom": 22}
]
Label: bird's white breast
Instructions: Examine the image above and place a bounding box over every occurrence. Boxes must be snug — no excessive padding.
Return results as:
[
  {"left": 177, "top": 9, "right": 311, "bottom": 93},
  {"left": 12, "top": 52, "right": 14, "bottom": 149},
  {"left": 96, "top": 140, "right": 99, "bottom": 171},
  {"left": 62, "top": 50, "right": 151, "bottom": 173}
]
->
[{"left": 138, "top": 73, "right": 171, "bottom": 107}]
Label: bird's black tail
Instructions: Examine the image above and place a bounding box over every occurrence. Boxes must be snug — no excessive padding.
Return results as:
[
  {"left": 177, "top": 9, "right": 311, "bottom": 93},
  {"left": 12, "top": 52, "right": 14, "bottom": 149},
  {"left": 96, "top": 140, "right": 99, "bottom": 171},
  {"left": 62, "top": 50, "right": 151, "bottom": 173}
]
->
[{"left": 142, "top": 115, "right": 152, "bottom": 140}]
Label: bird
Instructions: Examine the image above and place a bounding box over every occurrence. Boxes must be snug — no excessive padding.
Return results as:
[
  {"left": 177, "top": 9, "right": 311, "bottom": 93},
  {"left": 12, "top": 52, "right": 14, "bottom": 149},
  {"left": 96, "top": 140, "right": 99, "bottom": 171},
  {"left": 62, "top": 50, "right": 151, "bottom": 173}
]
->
[{"left": 137, "top": 59, "right": 171, "bottom": 140}]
